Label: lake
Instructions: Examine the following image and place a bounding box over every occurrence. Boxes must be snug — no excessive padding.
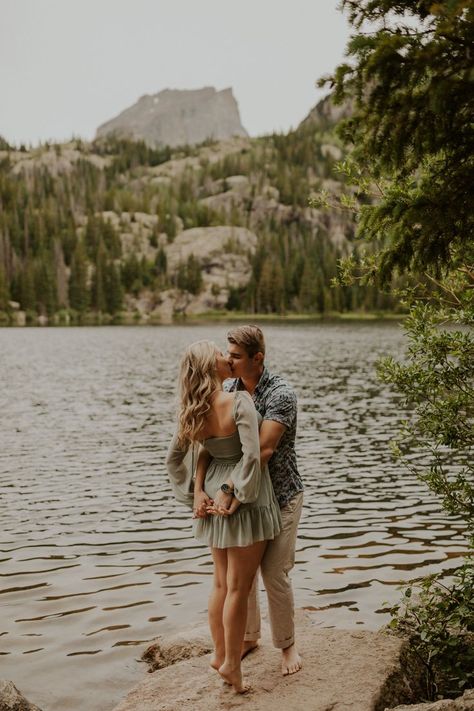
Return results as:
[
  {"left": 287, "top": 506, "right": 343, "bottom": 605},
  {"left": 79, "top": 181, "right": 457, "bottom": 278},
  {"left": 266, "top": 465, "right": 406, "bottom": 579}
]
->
[{"left": 0, "top": 324, "right": 467, "bottom": 711}]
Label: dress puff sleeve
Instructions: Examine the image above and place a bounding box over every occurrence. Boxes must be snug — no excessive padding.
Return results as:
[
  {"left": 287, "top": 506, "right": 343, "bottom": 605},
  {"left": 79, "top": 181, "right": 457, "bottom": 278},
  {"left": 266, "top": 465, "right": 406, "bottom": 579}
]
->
[
  {"left": 165, "top": 431, "right": 195, "bottom": 510},
  {"left": 231, "top": 391, "right": 262, "bottom": 504}
]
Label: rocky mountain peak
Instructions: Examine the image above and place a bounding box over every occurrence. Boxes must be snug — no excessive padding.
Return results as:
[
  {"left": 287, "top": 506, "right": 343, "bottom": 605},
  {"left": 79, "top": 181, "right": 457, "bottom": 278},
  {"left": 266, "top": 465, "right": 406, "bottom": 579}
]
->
[{"left": 95, "top": 86, "right": 248, "bottom": 148}]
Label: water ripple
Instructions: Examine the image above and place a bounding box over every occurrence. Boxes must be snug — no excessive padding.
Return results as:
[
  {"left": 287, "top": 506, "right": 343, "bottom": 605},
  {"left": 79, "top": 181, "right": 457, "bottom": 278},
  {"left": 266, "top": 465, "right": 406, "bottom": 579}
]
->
[{"left": 0, "top": 323, "right": 467, "bottom": 711}]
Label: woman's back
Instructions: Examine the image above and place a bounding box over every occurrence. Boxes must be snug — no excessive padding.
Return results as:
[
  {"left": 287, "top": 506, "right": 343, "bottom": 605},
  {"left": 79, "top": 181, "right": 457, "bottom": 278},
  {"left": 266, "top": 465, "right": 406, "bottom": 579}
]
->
[
  {"left": 192, "top": 391, "right": 282, "bottom": 549},
  {"left": 198, "top": 391, "right": 237, "bottom": 441}
]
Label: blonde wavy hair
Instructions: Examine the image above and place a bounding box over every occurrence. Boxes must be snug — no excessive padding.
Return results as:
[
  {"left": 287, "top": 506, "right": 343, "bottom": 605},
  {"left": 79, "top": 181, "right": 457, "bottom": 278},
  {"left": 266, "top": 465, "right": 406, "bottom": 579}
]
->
[{"left": 176, "top": 340, "right": 221, "bottom": 447}]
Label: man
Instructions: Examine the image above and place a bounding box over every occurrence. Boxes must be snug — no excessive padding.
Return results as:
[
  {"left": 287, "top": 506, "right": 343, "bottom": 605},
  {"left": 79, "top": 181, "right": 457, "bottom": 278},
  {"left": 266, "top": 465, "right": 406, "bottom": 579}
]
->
[{"left": 197, "top": 325, "right": 304, "bottom": 675}]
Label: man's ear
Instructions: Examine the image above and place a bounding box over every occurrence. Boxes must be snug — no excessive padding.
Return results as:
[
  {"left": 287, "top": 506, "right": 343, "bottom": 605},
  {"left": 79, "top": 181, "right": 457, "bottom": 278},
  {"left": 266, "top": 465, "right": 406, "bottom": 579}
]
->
[{"left": 253, "top": 352, "right": 264, "bottom": 366}]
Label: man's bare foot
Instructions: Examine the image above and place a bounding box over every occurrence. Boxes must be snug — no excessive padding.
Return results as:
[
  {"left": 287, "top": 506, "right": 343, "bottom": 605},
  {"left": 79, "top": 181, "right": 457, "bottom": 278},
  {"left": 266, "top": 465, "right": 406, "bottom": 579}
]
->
[
  {"left": 241, "top": 640, "right": 259, "bottom": 660},
  {"left": 218, "top": 662, "right": 250, "bottom": 693},
  {"left": 281, "top": 643, "right": 302, "bottom": 676}
]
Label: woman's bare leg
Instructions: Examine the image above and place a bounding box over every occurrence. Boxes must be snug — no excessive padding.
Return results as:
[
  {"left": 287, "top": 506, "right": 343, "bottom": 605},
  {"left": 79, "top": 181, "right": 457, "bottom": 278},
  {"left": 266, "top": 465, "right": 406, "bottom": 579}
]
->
[
  {"left": 209, "top": 547, "right": 228, "bottom": 671},
  {"left": 219, "top": 541, "right": 267, "bottom": 693}
]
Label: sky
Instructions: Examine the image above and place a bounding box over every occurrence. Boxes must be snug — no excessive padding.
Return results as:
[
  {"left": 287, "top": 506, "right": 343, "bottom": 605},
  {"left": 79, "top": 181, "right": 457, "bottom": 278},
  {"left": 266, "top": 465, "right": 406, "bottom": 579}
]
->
[{"left": 0, "top": 1, "right": 353, "bottom": 147}]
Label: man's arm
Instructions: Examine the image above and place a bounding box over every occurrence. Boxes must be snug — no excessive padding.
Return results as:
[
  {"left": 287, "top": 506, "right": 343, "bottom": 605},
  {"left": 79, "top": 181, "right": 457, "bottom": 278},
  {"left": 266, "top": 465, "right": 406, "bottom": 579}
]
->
[{"left": 259, "top": 419, "right": 286, "bottom": 466}]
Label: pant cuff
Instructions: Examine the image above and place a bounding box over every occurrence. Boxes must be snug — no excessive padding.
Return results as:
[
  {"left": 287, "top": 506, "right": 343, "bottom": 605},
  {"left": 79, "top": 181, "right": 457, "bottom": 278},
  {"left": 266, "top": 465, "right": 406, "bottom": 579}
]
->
[
  {"left": 273, "top": 635, "right": 295, "bottom": 650},
  {"left": 244, "top": 631, "right": 260, "bottom": 641}
]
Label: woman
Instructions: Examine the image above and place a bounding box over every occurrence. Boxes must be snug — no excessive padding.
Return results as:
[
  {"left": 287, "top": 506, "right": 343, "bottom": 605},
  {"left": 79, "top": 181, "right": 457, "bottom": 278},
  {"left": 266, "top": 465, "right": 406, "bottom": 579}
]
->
[{"left": 166, "top": 340, "right": 281, "bottom": 693}]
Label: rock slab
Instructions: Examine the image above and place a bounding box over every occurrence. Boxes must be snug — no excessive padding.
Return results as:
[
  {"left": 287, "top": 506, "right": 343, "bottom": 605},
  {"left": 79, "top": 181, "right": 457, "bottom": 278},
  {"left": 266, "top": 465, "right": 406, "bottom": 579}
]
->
[
  {"left": 112, "top": 611, "right": 417, "bottom": 711},
  {"left": 388, "top": 689, "right": 474, "bottom": 711}
]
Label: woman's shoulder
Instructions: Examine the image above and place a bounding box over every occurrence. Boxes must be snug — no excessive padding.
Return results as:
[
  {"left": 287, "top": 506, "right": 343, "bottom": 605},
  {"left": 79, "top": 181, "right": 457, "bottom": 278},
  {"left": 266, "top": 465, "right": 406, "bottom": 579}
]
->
[
  {"left": 234, "top": 390, "right": 253, "bottom": 403},
  {"left": 213, "top": 390, "right": 237, "bottom": 406},
  {"left": 232, "top": 390, "right": 256, "bottom": 418}
]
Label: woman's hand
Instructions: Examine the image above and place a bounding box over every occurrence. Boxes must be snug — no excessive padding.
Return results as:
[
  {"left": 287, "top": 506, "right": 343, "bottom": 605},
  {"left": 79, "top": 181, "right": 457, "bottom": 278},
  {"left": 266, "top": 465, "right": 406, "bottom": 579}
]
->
[
  {"left": 207, "top": 490, "right": 241, "bottom": 516},
  {"left": 214, "top": 489, "right": 234, "bottom": 513},
  {"left": 226, "top": 496, "right": 241, "bottom": 515},
  {"left": 193, "top": 490, "right": 212, "bottom": 519}
]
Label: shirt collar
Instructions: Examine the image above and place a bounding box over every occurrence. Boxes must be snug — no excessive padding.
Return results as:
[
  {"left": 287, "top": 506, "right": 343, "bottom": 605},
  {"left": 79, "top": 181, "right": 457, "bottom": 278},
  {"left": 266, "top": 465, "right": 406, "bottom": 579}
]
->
[
  {"left": 254, "top": 366, "right": 270, "bottom": 396},
  {"left": 236, "top": 366, "right": 269, "bottom": 396}
]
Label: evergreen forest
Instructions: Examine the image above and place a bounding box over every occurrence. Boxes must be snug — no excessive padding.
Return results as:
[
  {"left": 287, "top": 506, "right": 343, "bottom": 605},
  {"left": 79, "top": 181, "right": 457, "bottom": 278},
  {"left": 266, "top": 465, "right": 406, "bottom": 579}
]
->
[{"left": 0, "top": 108, "right": 403, "bottom": 325}]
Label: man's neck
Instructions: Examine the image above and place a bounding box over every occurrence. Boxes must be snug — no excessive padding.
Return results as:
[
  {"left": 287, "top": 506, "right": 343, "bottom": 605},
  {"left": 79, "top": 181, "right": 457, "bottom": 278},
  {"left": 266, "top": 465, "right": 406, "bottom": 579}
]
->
[{"left": 240, "top": 366, "right": 265, "bottom": 396}]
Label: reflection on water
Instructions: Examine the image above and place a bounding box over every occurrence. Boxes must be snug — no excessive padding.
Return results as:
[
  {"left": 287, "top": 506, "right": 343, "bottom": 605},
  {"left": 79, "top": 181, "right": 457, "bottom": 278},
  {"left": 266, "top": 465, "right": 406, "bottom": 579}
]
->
[{"left": 0, "top": 324, "right": 467, "bottom": 711}]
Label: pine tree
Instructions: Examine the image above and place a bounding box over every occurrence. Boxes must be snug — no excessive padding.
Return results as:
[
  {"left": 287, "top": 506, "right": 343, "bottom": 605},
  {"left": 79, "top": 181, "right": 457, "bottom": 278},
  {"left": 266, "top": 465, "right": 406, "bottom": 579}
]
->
[
  {"left": 185, "top": 254, "right": 202, "bottom": 295},
  {"left": 155, "top": 247, "right": 167, "bottom": 275},
  {"left": 19, "top": 264, "right": 36, "bottom": 311},
  {"left": 90, "top": 242, "right": 107, "bottom": 312},
  {"left": 69, "top": 241, "right": 89, "bottom": 313},
  {"left": 34, "top": 255, "right": 57, "bottom": 315},
  {"left": 319, "top": 0, "right": 474, "bottom": 281},
  {"left": 106, "top": 262, "right": 123, "bottom": 314},
  {"left": 84, "top": 214, "right": 100, "bottom": 260},
  {"left": 0, "top": 265, "right": 9, "bottom": 310}
]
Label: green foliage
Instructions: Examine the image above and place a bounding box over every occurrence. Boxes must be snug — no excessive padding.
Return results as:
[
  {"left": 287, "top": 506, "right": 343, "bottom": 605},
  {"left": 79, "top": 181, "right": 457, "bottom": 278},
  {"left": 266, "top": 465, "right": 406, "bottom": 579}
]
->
[
  {"left": 105, "top": 261, "right": 123, "bottom": 314},
  {"left": 155, "top": 247, "right": 167, "bottom": 275},
  {"left": 0, "top": 135, "right": 12, "bottom": 151},
  {"left": 94, "top": 135, "right": 173, "bottom": 175},
  {"left": 378, "top": 278, "right": 474, "bottom": 533},
  {"left": 321, "top": 1, "right": 474, "bottom": 701},
  {"left": 90, "top": 242, "right": 107, "bottom": 312},
  {"left": 176, "top": 254, "right": 203, "bottom": 295},
  {"left": 68, "top": 241, "right": 89, "bottom": 314},
  {"left": 389, "top": 563, "right": 474, "bottom": 700},
  {"left": 319, "top": 0, "right": 474, "bottom": 282},
  {"left": 0, "top": 265, "right": 10, "bottom": 310}
]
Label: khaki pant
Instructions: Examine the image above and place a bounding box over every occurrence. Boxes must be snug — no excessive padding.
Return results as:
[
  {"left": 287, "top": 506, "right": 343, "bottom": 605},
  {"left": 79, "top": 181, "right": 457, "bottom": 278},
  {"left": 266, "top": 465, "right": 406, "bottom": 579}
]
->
[{"left": 244, "top": 491, "right": 303, "bottom": 649}]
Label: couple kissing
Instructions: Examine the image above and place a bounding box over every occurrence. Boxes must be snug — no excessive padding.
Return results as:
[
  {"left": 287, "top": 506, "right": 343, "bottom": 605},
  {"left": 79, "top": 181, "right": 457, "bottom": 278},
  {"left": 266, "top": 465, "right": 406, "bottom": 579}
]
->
[{"left": 166, "top": 325, "right": 304, "bottom": 693}]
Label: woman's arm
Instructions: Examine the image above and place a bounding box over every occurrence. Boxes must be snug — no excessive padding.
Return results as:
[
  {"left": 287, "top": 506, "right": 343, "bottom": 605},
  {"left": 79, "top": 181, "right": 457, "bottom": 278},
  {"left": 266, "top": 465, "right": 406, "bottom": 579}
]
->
[
  {"left": 212, "top": 392, "right": 261, "bottom": 515},
  {"left": 165, "top": 432, "right": 194, "bottom": 509},
  {"left": 193, "top": 447, "right": 213, "bottom": 518}
]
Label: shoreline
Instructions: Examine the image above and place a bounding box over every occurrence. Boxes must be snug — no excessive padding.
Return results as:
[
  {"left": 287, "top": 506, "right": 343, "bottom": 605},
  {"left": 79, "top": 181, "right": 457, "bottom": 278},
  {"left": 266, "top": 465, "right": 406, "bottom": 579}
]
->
[
  {"left": 3, "top": 614, "right": 471, "bottom": 711},
  {"left": 0, "top": 310, "right": 408, "bottom": 328}
]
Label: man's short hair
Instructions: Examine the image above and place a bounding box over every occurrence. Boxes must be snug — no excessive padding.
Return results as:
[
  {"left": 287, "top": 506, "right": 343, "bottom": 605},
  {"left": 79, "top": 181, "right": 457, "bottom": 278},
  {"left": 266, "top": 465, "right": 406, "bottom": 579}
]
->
[{"left": 227, "top": 325, "right": 265, "bottom": 358}]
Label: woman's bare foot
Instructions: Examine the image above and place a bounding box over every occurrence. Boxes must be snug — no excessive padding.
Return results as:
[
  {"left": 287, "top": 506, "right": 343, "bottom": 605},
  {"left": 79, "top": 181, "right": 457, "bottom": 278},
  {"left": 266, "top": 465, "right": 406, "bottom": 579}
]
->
[
  {"left": 281, "top": 644, "right": 302, "bottom": 675},
  {"left": 210, "top": 651, "right": 224, "bottom": 672},
  {"left": 241, "top": 640, "right": 258, "bottom": 660},
  {"left": 218, "top": 662, "right": 250, "bottom": 693}
]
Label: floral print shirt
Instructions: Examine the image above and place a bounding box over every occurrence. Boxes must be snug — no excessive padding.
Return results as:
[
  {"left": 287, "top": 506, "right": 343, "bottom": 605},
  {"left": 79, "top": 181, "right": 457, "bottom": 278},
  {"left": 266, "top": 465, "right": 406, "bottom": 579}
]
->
[{"left": 225, "top": 368, "right": 303, "bottom": 508}]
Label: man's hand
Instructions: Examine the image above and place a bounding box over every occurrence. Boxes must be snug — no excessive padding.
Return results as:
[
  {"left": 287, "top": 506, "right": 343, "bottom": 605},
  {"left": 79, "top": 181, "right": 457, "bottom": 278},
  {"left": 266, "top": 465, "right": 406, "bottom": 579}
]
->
[{"left": 193, "top": 490, "right": 212, "bottom": 518}]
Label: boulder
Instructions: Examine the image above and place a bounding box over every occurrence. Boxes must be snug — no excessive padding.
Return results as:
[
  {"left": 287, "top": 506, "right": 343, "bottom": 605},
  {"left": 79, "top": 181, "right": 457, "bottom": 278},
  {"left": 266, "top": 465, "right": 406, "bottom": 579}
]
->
[
  {"left": 0, "top": 681, "right": 42, "bottom": 711},
  {"left": 386, "top": 689, "right": 474, "bottom": 711},
  {"left": 141, "top": 625, "right": 212, "bottom": 672}
]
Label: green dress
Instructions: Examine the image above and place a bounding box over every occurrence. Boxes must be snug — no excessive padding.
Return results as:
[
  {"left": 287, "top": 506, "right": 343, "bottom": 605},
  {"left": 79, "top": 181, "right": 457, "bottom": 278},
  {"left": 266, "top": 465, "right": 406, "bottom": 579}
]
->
[{"left": 166, "top": 390, "right": 281, "bottom": 549}]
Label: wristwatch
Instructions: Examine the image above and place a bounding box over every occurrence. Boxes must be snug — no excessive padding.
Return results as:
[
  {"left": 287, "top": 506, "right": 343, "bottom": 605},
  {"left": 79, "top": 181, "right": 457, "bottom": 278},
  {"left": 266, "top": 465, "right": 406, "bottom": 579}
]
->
[{"left": 220, "top": 483, "right": 234, "bottom": 495}]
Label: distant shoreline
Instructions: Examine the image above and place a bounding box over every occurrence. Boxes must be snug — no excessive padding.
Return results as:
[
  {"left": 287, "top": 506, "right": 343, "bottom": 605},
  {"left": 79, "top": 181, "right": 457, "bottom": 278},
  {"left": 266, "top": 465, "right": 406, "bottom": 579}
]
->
[{"left": 0, "top": 310, "right": 407, "bottom": 327}]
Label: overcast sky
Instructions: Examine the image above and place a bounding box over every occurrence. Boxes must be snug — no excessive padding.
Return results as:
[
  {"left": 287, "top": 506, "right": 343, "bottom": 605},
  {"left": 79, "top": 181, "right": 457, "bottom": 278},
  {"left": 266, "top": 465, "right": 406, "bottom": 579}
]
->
[{"left": 0, "top": 1, "right": 352, "bottom": 147}]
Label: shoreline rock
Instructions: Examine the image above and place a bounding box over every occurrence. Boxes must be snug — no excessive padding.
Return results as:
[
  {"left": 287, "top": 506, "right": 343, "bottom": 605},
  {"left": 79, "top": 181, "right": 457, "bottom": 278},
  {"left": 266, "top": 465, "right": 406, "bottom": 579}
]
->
[
  {"left": 388, "top": 690, "right": 474, "bottom": 710},
  {"left": 112, "top": 611, "right": 423, "bottom": 711},
  {"left": 0, "top": 680, "right": 43, "bottom": 711}
]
